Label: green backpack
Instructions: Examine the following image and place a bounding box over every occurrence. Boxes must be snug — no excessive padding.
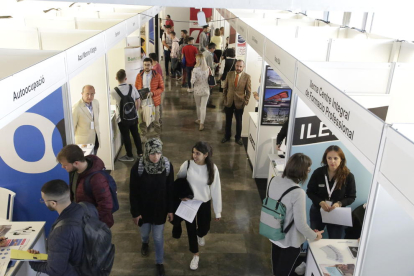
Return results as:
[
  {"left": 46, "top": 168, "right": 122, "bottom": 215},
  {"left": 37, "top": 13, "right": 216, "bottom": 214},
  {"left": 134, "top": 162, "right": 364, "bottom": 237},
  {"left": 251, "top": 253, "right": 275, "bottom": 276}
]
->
[{"left": 259, "top": 177, "right": 300, "bottom": 241}]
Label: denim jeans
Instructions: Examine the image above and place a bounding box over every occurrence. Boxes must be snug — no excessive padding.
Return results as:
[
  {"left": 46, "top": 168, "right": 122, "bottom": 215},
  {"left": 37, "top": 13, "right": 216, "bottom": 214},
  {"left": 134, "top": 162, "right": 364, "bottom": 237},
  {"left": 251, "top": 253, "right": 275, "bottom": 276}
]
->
[{"left": 140, "top": 223, "right": 165, "bottom": 264}]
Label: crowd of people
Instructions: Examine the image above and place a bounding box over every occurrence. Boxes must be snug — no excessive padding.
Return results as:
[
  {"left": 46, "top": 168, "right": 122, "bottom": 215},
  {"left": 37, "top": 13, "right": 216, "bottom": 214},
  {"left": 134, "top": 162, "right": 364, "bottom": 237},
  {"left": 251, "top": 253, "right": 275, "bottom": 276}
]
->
[{"left": 0, "top": 16, "right": 358, "bottom": 276}]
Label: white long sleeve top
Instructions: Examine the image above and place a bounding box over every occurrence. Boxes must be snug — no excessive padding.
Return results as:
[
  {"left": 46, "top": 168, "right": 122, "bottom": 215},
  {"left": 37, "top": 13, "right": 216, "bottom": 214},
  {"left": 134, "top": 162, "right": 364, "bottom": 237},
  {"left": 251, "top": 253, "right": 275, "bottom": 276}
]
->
[{"left": 177, "top": 160, "right": 222, "bottom": 218}]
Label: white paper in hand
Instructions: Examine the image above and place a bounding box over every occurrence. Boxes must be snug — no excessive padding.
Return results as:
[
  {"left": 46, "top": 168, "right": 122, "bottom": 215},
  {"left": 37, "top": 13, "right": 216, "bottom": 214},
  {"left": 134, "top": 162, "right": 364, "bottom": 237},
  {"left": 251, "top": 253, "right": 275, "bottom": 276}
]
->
[
  {"left": 321, "top": 207, "right": 353, "bottom": 227},
  {"left": 175, "top": 199, "right": 204, "bottom": 223}
]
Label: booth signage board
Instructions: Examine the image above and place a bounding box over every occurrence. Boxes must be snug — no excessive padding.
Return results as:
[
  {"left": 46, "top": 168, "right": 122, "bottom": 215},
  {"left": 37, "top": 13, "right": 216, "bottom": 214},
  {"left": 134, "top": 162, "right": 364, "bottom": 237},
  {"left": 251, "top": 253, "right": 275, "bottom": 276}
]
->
[
  {"left": 247, "top": 26, "right": 265, "bottom": 54},
  {"left": 265, "top": 40, "right": 296, "bottom": 87},
  {"left": 105, "top": 21, "right": 127, "bottom": 50},
  {"left": 295, "top": 62, "right": 384, "bottom": 168},
  {"left": 236, "top": 19, "right": 248, "bottom": 39},
  {"left": 0, "top": 53, "right": 66, "bottom": 129},
  {"left": 66, "top": 33, "right": 106, "bottom": 75},
  {"left": 126, "top": 14, "right": 140, "bottom": 35}
]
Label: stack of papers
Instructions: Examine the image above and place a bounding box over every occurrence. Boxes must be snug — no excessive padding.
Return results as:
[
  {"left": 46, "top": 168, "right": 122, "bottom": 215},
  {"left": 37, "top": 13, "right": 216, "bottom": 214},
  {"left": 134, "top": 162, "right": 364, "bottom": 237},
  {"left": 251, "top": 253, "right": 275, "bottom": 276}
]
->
[
  {"left": 175, "top": 200, "right": 204, "bottom": 223},
  {"left": 10, "top": 250, "right": 47, "bottom": 262},
  {"left": 321, "top": 207, "right": 353, "bottom": 227}
]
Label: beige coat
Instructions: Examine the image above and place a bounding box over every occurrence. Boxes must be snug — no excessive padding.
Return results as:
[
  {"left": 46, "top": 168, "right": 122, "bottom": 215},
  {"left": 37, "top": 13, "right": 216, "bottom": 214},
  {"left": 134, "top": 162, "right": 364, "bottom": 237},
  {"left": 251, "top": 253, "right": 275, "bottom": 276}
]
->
[
  {"left": 72, "top": 98, "right": 100, "bottom": 145},
  {"left": 223, "top": 71, "right": 252, "bottom": 109}
]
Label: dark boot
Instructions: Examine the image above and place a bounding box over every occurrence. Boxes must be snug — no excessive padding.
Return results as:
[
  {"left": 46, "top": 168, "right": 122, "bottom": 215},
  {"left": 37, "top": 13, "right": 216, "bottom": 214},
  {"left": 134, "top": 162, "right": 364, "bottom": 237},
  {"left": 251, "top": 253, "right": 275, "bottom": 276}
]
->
[
  {"left": 141, "top": 242, "right": 149, "bottom": 256},
  {"left": 156, "top": 264, "right": 165, "bottom": 276}
]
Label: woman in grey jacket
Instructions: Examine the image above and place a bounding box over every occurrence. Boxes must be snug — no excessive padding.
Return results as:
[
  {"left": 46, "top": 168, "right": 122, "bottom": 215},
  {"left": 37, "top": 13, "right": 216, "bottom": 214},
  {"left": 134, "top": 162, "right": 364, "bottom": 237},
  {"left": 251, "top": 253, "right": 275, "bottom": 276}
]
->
[{"left": 267, "top": 153, "right": 324, "bottom": 276}]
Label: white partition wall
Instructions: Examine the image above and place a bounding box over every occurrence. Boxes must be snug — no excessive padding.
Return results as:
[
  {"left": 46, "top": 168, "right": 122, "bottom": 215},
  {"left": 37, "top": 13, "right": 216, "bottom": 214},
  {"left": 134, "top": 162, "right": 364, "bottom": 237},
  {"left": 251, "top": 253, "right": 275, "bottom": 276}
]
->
[
  {"left": 25, "top": 17, "right": 76, "bottom": 29},
  {"left": 40, "top": 30, "right": 100, "bottom": 51},
  {"left": 76, "top": 18, "right": 123, "bottom": 30},
  {"left": 328, "top": 39, "right": 395, "bottom": 62},
  {"left": 296, "top": 27, "right": 340, "bottom": 39},
  {"left": 0, "top": 28, "right": 40, "bottom": 49}
]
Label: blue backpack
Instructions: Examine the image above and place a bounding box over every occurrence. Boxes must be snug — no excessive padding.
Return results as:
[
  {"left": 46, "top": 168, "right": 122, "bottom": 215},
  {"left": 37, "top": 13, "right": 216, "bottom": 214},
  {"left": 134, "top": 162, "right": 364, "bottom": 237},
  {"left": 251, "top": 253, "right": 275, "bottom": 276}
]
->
[{"left": 84, "top": 170, "right": 119, "bottom": 213}]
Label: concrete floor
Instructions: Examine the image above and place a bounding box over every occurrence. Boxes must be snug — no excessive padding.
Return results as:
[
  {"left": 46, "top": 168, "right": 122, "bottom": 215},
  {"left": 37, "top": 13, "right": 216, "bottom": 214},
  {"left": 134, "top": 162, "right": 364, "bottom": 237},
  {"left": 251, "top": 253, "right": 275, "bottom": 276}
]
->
[{"left": 110, "top": 76, "right": 273, "bottom": 276}]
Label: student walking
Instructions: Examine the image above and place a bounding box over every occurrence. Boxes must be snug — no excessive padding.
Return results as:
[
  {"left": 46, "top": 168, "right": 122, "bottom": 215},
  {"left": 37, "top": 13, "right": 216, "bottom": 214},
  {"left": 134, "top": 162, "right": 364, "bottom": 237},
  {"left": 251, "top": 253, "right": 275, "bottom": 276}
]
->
[
  {"left": 266, "top": 153, "right": 323, "bottom": 276},
  {"left": 176, "top": 142, "right": 222, "bottom": 270},
  {"left": 181, "top": 37, "right": 198, "bottom": 92},
  {"left": 191, "top": 54, "right": 210, "bottom": 131},
  {"left": 130, "top": 138, "right": 174, "bottom": 276},
  {"left": 170, "top": 31, "right": 182, "bottom": 80}
]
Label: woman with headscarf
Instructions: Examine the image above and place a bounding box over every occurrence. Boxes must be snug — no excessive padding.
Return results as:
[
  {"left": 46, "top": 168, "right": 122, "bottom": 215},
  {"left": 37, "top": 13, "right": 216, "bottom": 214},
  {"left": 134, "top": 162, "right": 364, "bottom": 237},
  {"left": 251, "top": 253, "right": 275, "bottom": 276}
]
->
[{"left": 130, "top": 138, "right": 174, "bottom": 276}]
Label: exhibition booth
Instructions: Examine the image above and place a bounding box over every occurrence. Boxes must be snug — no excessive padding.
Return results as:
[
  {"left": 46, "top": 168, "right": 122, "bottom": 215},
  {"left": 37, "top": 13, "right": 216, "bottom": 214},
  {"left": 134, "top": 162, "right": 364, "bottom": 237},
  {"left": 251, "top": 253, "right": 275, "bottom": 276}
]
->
[{"left": 216, "top": 8, "right": 414, "bottom": 276}]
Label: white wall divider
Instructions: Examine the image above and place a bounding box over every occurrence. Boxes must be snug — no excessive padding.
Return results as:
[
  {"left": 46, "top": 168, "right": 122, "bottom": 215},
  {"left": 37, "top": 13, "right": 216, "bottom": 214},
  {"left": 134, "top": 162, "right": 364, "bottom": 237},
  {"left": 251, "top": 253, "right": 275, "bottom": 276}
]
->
[
  {"left": 25, "top": 17, "right": 76, "bottom": 30},
  {"left": 304, "top": 62, "right": 392, "bottom": 94},
  {"left": 338, "top": 28, "right": 368, "bottom": 39},
  {"left": 294, "top": 62, "right": 385, "bottom": 172},
  {"left": 99, "top": 12, "right": 135, "bottom": 20},
  {"left": 105, "top": 21, "right": 127, "bottom": 50},
  {"left": 264, "top": 40, "right": 297, "bottom": 88},
  {"left": 126, "top": 14, "right": 140, "bottom": 36},
  {"left": 396, "top": 41, "right": 414, "bottom": 63},
  {"left": 66, "top": 33, "right": 106, "bottom": 79},
  {"left": 246, "top": 25, "right": 265, "bottom": 56},
  {"left": 236, "top": 18, "right": 248, "bottom": 40},
  {"left": 387, "top": 63, "right": 414, "bottom": 123},
  {"left": 276, "top": 18, "right": 316, "bottom": 27},
  {"left": 114, "top": 6, "right": 151, "bottom": 13},
  {"left": 76, "top": 18, "right": 122, "bottom": 30},
  {"left": 296, "top": 27, "right": 340, "bottom": 39},
  {"left": 40, "top": 29, "right": 100, "bottom": 51},
  {"left": 0, "top": 28, "right": 40, "bottom": 50},
  {"left": 0, "top": 52, "right": 67, "bottom": 130},
  {"left": 329, "top": 39, "right": 395, "bottom": 62}
]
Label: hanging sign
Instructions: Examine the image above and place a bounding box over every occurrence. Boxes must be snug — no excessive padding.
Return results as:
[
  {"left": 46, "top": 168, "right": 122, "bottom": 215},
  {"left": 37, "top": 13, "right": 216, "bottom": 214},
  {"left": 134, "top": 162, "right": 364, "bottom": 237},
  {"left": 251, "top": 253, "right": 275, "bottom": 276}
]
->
[
  {"left": 105, "top": 21, "right": 127, "bottom": 49},
  {"left": 0, "top": 53, "right": 66, "bottom": 128},
  {"left": 126, "top": 14, "right": 140, "bottom": 35},
  {"left": 265, "top": 40, "right": 297, "bottom": 87},
  {"left": 247, "top": 26, "right": 265, "bottom": 54},
  {"left": 66, "top": 32, "right": 105, "bottom": 75},
  {"left": 236, "top": 19, "right": 248, "bottom": 39},
  {"left": 295, "top": 62, "right": 384, "bottom": 166}
]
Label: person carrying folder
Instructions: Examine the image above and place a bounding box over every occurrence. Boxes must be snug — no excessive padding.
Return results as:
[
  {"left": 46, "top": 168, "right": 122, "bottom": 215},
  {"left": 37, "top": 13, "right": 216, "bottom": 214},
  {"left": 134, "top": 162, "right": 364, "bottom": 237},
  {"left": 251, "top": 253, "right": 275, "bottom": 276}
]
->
[{"left": 306, "top": 145, "right": 357, "bottom": 239}]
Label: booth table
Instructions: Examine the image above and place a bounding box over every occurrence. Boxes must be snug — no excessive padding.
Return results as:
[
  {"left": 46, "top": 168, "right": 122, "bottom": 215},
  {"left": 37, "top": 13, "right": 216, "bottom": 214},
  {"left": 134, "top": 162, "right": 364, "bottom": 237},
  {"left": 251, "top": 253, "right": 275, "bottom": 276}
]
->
[
  {"left": 306, "top": 239, "right": 358, "bottom": 276},
  {"left": 5, "top": 221, "right": 46, "bottom": 276}
]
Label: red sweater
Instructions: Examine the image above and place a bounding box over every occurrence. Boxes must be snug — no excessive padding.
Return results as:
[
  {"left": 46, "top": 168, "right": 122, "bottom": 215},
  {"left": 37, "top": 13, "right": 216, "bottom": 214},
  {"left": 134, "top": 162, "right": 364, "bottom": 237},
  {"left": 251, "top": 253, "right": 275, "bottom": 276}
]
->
[{"left": 182, "top": 45, "right": 198, "bottom": 67}]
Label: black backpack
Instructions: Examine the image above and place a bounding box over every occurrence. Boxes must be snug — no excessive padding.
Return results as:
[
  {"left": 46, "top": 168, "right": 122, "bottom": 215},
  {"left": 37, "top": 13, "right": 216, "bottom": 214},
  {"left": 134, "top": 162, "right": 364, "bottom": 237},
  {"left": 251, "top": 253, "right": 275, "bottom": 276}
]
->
[
  {"left": 56, "top": 202, "right": 115, "bottom": 276},
  {"left": 84, "top": 170, "right": 119, "bottom": 213},
  {"left": 115, "top": 85, "right": 138, "bottom": 125}
]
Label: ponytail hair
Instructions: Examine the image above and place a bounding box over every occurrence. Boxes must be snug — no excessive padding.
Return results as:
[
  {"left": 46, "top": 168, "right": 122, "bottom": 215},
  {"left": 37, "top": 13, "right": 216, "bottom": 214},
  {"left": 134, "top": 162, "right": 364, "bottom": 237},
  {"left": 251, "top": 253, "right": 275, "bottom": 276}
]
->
[{"left": 192, "top": 142, "right": 215, "bottom": 185}]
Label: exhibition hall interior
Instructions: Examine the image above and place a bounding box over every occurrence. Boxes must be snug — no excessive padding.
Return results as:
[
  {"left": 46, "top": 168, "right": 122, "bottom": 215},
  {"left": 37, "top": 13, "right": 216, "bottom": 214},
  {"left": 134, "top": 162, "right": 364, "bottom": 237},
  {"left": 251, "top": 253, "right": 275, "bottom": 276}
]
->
[{"left": 0, "top": 0, "right": 413, "bottom": 275}]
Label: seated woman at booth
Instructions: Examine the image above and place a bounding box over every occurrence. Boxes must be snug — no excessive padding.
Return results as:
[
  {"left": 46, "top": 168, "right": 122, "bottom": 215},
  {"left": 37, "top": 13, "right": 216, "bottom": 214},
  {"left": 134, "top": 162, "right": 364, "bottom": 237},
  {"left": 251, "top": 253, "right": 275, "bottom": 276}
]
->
[{"left": 306, "top": 145, "right": 356, "bottom": 239}]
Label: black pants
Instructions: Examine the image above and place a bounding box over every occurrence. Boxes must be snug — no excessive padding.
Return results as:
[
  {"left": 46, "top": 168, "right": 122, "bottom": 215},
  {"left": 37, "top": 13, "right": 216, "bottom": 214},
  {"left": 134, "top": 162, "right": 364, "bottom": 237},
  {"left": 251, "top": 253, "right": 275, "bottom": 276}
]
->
[
  {"left": 225, "top": 103, "right": 244, "bottom": 140},
  {"left": 185, "top": 201, "right": 211, "bottom": 254},
  {"left": 118, "top": 122, "right": 143, "bottom": 156},
  {"left": 186, "top": 66, "right": 194, "bottom": 88},
  {"left": 164, "top": 49, "right": 171, "bottom": 76},
  {"left": 214, "top": 50, "right": 222, "bottom": 61},
  {"left": 309, "top": 204, "right": 344, "bottom": 239},
  {"left": 271, "top": 243, "right": 301, "bottom": 276},
  {"left": 94, "top": 134, "right": 99, "bottom": 155}
]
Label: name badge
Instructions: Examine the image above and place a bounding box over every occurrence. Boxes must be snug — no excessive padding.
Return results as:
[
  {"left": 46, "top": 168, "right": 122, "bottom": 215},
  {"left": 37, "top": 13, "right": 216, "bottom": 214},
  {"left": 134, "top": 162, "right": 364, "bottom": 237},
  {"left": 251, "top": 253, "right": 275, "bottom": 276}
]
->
[
  {"left": 318, "top": 184, "right": 325, "bottom": 187},
  {"left": 91, "top": 122, "right": 95, "bottom": 130}
]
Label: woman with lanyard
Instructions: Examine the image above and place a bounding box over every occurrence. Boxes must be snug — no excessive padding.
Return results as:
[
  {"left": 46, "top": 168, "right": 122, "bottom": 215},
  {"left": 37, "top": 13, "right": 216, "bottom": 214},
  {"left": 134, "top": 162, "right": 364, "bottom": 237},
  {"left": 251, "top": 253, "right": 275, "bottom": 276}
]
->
[
  {"left": 176, "top": 141, "right": 222, "bottom": 271},
  {"left": 306, "top": 145, "right": 356, "bottom": 239},
  {"left": 129, "top": 138, "right": 174, "bottom": 276}
]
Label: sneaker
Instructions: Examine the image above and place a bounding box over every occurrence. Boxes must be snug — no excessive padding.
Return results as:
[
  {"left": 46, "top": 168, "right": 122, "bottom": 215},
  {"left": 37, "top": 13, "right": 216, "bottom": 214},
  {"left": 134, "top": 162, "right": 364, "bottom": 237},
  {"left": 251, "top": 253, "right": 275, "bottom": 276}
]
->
[
  {"left": 207, "top": 103, "right": 216, "bottom": 108},
  {"left": 195, "top": 119, "right": 200, "bottom": 125},
  {"left": 141, "top": 242, "right": 149, "bottom": 256},
  {"left": 177, "top": 76, "right": 182, "bottom": 80},
  {"left": 187, "top": 88, "right": 193, "bottom": 93},
  {"left": 294, "top": 262, "right": 306, "bottom": 275},
  {"left": 156, "top": 264, "right": 165, "bottom": 276},
  {"left": 221, "top": 138, "right": 230, "bottom": 143},
  {"left": 118, "top": 155, "right": 134, "bottom": 162},
  {"left": 190, "top": 255, "right": 199, "bottom": 270},
  {"left": 197, "top": 236, "right": 205, "bottom": 246},
  {"left": 199, "top": 124, "right": 204, "bottom": 131},
  {"left": 235, "top": 139, "right": 244, "bottom": 146}
]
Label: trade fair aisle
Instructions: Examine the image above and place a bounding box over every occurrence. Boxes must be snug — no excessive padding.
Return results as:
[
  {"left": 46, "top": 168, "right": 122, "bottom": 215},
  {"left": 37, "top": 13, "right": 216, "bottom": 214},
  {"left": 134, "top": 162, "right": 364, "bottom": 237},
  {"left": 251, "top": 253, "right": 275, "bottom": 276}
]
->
[{"left": 109, "top": 79, "right": 273, "bottom": 275}]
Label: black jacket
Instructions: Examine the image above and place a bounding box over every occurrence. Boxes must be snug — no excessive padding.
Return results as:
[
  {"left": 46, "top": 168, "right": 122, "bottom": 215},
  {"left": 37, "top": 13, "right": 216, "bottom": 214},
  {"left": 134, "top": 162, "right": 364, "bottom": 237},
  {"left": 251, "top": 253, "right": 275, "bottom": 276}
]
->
[
  {"left": 129, "top": 160, "right": 174, "bottom": 224},
  {"left": 221, "top": 58, "right": 236, "bottom": 81},
  {"left": 306, "top": 166, "right": 356, "bottom": 207},
  {"left": 30, "top": 203, "right": 84, "bottom": 276},
  {"left": 277, "top": 120, "right": 289, "bottom": 145}
]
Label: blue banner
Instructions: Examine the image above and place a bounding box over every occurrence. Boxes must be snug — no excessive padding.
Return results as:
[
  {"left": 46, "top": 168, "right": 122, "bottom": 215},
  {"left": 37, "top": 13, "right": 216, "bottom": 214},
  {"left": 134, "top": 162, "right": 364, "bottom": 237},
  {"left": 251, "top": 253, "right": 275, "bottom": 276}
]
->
[
  {"left": 149, "top": 18, "right": 155, "bottom": 45},
  {"left": 0, "top": 87, "right": 68, "bottom": 235}
]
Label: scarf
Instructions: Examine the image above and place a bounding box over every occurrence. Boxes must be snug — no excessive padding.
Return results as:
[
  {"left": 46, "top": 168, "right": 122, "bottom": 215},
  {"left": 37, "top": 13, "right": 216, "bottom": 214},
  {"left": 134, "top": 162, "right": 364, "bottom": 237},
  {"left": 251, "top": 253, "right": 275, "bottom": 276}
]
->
[{"left": 143, "top": 138, "right": 166, "bottom": 174}]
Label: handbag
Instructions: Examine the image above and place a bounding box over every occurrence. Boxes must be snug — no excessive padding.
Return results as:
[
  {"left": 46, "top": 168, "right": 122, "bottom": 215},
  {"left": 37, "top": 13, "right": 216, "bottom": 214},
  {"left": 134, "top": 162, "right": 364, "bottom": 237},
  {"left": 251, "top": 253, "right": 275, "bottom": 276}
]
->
[
  {"left": 141, "top": 94, "right": 155, "bottom": 127},
  {"left": 208, "top": 67, "right": 216, "bottom": 86},
  {"left": 259, "top": 177, "right": 300, "bottom": 241}
]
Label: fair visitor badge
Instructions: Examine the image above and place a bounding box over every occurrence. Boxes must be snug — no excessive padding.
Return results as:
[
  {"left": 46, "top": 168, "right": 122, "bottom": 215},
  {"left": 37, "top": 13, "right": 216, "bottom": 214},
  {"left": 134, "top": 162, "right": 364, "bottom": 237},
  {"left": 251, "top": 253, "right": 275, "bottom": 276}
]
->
[
  {"left": 90, "top": 122, "right": 94, "bottom": 130},
  {"left": 319, "top": 184, "right": 325, "bottom": 187}
]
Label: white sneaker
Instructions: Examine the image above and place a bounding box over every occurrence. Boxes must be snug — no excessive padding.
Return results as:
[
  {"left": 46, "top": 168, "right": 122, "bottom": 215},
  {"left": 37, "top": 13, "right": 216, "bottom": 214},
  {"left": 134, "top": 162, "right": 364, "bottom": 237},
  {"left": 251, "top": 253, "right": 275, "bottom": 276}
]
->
[
  {"left": 118, "top": 155, "right": 134, "bottom": 162},
  {"left": 187, "top": 88, "right": 193, "bottom": 93},
  {"left": 190, "top": 255, "right": 199, "bottom": 270},
  {"left": 294, "top": 262, "right": 306, "bottom": 275},
  {"left": 197, "top": 236, "right": 205, "bottom": 246}
]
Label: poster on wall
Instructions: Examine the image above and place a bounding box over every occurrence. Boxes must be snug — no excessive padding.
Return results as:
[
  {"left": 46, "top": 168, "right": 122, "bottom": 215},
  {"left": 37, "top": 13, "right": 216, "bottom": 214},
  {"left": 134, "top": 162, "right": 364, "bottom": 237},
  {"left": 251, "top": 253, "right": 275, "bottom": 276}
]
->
[
  {"left": 261, "top": 66, "right": 292, "bottom": 126},
  {"left": 149, "top": 18, "right": 154, "bottom": 45},
  {"left": 230, "top": 26, "right": 236, "bottom": 45},
  {"left": 0, "top": 87, "right": 68, "bottom": 235},
  {"left": 237, "top": 34, "right": 246, "bottom": 59}
]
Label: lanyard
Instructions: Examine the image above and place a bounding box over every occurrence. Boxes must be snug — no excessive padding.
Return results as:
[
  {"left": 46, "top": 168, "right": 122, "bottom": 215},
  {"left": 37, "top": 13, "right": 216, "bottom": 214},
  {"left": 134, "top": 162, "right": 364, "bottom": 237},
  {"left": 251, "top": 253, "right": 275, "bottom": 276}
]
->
[
  {"left": 324, "top": 175, "right": 337, "bottom": 201},
  {"left": 85, "top": 103, "right": 93, "bottom": 119}
]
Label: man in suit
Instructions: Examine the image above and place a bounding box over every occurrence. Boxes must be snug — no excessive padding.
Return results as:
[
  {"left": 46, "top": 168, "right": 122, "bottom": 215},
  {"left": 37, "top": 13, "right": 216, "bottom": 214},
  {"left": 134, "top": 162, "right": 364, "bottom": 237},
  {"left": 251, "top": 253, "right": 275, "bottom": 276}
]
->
[
  {"left": 221, "top": 60, "right": 251, "bottom": 145},
  {"left": 72, "top": 85, "right": 100, "bottom": 154}
]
